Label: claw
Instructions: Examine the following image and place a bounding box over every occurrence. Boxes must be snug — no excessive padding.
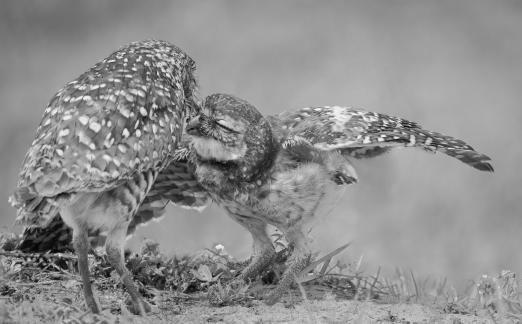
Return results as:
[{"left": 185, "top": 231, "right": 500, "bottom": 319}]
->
[{"left": 333, "top": 172, "right": 358, "bottom": 185}]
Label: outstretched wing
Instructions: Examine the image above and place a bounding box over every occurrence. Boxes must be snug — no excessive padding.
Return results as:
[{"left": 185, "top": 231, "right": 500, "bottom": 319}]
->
[{"left": 273, "top": 106, "right": 493, "bottom": 172}]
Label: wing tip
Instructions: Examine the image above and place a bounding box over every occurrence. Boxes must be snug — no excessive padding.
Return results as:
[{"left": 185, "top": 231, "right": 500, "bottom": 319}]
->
[{"left": 473, "top": 161, "right": 494, "bottom": 172}]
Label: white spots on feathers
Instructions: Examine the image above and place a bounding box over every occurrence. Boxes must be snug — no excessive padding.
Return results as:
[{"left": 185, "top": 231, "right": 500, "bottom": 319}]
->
[
  {"left": 102, "top": 154, "right": 112, "bottom": 163},
  {"left": 90, "top": 83, "right": 106, "bottom": 90},
  {"left": 86, "top": 151, "right": 95, "bottom": 161},
  {"left": 78, "top": 115, "right": 89, "bottom": 125},
  {"left": 120, "top": 107, "right": 131, "bottom": 118},
  {"left": 77, "top": 132, "right": 92, "bottom": 148},
  {"left": 122, "top": 128, "right": 130, "bottom": 138},
  {"left": 125, "top": 93, "right": 134, "bottom": 102},
  {"left": 49, "top": 107, "right": 59, "bottom": 116},
  {"left": 129, "top": 88, "right": 146, "bottom": 98},
  {"left": 89, "top": 121, "right": 101, "bottom": 133},
  {"left": 58, "top": 129, "right": 70, "bottom": 137},
  {"left": 112, "top": 158, "right": 121, "bottom": 167},
  {"left": 409, "top": 134, "right": 416, "bottom": 146},
  {"left": 104, "top": 134, "right": 114, "bottom": 148},
  {"left": 328, "top": 106, "right": 353, "bottom": 132}
]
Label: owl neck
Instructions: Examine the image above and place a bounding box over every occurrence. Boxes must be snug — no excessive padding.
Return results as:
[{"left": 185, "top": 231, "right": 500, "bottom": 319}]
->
[
  {"left": 238, "top": 136, "right": 278, "bottom": 183},
  {"left": 194, "top": 136, "right": 278, "bottom": 195}
]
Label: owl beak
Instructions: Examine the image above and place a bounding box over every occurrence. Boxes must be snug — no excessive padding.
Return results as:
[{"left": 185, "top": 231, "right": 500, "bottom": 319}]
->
[{"left": 186, "top": 116, "right": 202, "bottom": 136}]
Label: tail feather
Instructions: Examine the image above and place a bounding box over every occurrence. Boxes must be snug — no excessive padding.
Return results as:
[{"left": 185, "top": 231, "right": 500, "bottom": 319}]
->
[{"left": 18, "top": 214, "right": 73, "bottom": 252}]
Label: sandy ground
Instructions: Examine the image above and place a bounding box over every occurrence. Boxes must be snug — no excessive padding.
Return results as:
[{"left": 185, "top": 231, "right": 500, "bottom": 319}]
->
[
  {"left": 0, "top": 281, "right": 500, "bottom": 324},
  {"left": 164, "top": 300, "right": 494, "bottom": 324}
]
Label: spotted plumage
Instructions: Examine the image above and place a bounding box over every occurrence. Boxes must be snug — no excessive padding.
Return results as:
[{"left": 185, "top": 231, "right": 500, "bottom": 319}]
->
[
  {"left": 184, "top": 94, "right": 493, "bottom": 305},
  {"left": 276, "top": 106, "right": 493, "bottom": 171},
  {"left": 9, "top": 40, "right": 200, "bottom": 314}
]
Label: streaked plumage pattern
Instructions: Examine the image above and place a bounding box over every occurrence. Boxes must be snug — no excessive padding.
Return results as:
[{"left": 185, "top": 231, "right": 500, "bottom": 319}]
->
[
  {"left": 10, "top": 40, "right": 200, "bottom": 314},
  {"left": 186, "top": 94, "right": 493, "bottom": 305}
]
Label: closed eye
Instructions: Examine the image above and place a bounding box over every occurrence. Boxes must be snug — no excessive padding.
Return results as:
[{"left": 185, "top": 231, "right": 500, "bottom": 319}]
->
[{"left": 215, "top": 120, "right": 240, "bottom": 134}]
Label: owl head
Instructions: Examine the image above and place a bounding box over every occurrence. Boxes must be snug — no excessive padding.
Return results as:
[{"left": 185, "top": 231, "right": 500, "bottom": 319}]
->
[{"left": 186, "top": 93, "right": 276, "bottom": 180}]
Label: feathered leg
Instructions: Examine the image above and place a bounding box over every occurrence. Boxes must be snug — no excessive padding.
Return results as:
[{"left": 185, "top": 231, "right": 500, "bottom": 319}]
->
[
  {"left": 231, "top": 214, "right": 276, "bottom": 282},
  {"left": 265, "top": 228, "right": 311, "bottom": 305},
  {"left": 72, "top": 225, "right": 100, "bottom": 313},
  {"left": 60, "top": 201, "right": 101, "bottom": 313},
  {"left": 105, "top": 221, "right": 151, "bottom": 315}
]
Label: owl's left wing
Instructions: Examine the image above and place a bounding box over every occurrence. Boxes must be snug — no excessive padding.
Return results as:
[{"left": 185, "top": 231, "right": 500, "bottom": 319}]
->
[
  {"left": 128, "top": 155, "right": 209, "bottom": 234},
  {"left": 272, "top": 106, "right": 493, "bottom": 172}
]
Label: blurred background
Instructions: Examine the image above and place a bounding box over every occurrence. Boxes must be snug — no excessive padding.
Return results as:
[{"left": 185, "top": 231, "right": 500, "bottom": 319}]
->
[{"left": 1, "top": 0, "right": 521, "bottom": 289}]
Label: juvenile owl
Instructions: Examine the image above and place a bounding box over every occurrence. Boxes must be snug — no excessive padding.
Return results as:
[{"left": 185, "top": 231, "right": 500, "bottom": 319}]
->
[
  {"left": 183, "top": 93, "right": 493, "bottom": 304},
  {"left": 9, "top": 40, "right": 207, "bottom": 314}
]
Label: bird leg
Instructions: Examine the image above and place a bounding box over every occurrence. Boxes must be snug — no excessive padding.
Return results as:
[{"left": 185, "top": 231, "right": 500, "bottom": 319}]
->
[
  {"left": 72, "top": 227, "right": 100, "bottom": 313},
  {"left": 105, "top": 222, "right": 150, "bottom": 315},
  {"left": 231, "top": 215, "right": 276, "bottom": 283},
  {"left": 264, "top": 229, "right": 311, "bottom": 305}
]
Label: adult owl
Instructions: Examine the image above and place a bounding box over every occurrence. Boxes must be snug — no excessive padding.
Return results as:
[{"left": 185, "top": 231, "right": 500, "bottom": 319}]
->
[
  {"left": 9, "top": 40, "right": 207, "bottom": 314},
  {"left": 182, "top": 93, "right": 493, "bottom": 304}
]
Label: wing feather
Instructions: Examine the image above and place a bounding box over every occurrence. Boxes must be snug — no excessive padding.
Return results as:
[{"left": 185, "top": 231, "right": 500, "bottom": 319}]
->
[{"left": 274, "top": 106, "right": 493, "bottom": 172}]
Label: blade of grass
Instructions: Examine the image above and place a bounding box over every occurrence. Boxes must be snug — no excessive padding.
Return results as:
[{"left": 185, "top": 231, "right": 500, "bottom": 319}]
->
[{"left": 295, "top": 242, "right": 351, "bottom": 284}]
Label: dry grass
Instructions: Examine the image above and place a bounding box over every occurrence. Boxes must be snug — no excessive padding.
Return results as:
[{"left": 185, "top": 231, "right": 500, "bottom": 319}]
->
[{"left": 0, "top": 233, "right": 520, "bottom": 323}]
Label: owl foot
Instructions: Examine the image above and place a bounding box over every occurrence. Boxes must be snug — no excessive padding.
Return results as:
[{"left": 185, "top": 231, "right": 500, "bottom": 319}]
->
[{"left": 237, "top": 247, "right": 277, "bottom": 283}]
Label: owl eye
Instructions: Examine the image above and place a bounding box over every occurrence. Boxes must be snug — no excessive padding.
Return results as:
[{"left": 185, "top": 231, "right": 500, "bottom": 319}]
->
[{"left": 215, "top": 120, "right": 239, "bottom": 134}]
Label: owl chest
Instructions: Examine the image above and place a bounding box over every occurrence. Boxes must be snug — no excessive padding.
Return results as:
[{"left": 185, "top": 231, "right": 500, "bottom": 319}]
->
[{"left": 196, "top": 161, "right": 331, "bottom": 227}]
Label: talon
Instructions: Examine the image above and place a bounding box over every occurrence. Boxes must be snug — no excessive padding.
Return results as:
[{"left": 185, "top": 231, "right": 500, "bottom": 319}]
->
[{"left": 333, "top": 172, "right": 358, "bottom": 185}]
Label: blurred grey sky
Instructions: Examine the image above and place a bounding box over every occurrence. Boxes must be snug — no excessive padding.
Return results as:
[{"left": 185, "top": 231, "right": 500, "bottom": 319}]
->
[{"left": 1, "top": 0, "right": 521, "bottom": 288}]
